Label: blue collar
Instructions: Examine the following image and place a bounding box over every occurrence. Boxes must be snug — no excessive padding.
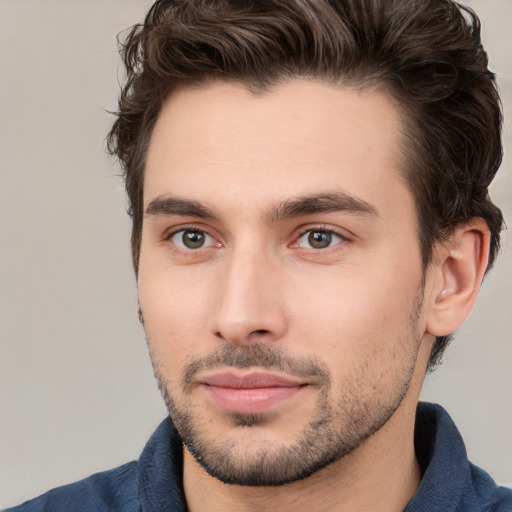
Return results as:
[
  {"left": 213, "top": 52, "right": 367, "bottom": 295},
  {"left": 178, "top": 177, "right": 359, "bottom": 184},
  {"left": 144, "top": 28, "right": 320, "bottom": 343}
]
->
[{"left": 136, "top": 402, "right": 511, "bottom": 511}]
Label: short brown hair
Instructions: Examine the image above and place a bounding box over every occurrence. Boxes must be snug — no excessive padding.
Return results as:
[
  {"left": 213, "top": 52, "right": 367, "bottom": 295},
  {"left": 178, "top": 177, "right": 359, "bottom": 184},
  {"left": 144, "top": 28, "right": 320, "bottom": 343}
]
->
[{"left": 107, "top": 0, "right": 504, "bottom": 369}]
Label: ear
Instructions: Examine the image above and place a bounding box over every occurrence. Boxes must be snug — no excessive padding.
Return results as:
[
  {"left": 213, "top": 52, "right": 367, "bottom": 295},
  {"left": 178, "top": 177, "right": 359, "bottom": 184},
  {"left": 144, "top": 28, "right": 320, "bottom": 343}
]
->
[{"left": 426, "top": 218, "right": 491, "bottom": 337}]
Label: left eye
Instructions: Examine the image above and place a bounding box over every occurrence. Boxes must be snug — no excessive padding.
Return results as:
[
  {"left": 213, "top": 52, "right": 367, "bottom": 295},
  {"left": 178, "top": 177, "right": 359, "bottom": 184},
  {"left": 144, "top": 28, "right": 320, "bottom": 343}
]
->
[
  {"left": 296, "top": 230, "right": 344, "bottom": 249},
  {"left": 170, "top": 229, "right": 216, "bottom": 250}
]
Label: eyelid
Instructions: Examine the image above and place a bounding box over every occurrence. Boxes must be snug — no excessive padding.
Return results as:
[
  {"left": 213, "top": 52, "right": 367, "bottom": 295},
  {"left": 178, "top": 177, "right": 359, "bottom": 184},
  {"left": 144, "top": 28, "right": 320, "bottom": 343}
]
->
[
  {"left": 161, "top": 222, "right": 350, "bottom": 251},
  {"left": 164, "top": 224, "right": 223, "bottom": 250},
  {"left": 164, "top": 222, "right": 216, "bottom": 240},
  {"left": 290, "top": 225, "right": 350, "bottom": 249}
]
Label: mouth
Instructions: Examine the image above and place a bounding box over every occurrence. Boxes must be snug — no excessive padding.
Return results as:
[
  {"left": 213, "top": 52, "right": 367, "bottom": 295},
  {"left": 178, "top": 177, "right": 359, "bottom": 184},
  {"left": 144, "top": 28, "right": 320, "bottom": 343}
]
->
[{"left": 198, "top": 371, "right": 309, "bottom": 414}]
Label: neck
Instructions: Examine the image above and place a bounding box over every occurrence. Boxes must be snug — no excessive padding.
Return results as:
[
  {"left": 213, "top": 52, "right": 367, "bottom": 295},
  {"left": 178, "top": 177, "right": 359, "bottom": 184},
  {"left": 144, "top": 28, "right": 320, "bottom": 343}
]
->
[{"left": 183, "top": 396, "right": 422, "bottom": 512}]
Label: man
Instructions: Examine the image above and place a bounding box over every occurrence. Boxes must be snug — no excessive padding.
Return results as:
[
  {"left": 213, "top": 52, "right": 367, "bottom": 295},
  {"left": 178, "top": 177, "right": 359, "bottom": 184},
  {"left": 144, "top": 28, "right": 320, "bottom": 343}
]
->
[{"left": 6, "top": 0, "right": 511, "bottom": 511}]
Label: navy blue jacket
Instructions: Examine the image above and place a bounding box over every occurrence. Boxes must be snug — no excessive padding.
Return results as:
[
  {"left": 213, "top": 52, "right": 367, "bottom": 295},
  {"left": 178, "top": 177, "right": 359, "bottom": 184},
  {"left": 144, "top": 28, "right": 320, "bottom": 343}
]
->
[{"left": 6, "top": 403, "right": 512, "bottom": 511}]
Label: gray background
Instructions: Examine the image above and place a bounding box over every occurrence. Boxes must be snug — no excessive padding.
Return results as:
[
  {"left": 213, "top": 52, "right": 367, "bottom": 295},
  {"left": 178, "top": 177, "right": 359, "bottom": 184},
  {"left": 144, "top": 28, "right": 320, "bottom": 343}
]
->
[{"left": 0, "top": 0, "right": 510, "bottom": 508}]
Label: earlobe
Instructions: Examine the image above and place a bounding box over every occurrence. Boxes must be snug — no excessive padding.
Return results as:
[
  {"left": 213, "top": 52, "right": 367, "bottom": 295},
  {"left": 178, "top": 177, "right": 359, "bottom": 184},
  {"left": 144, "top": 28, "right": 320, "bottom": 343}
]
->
[{"left": 426, "top": 218, "right": 490, "bottom": 337}]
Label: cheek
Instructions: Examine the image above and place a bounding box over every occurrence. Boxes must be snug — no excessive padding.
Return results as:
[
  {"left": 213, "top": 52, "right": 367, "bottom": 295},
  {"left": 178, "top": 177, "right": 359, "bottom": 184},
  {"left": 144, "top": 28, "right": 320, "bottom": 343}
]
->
[
  {"left": 290, "top": 267, "right": 422, "bottom": 368},
  {"left": 138, "top": 260, "right": 215, "bottom": 362},
  {"left": 297, "top": 270, "right": 410, "bottom": 328}
]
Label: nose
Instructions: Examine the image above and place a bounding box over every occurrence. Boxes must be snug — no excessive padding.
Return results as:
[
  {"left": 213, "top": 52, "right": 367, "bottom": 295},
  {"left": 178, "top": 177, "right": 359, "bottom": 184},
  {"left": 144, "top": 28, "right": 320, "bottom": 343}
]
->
[{"left": 208, "top": 247, "right": 288, "bottom": 345}]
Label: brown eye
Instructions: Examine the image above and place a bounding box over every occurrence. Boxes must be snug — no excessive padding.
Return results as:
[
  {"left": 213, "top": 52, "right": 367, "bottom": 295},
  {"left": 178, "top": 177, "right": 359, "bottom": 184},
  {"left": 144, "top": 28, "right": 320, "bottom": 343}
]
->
[
  {"left": 296, "top": 229, "right": 344, "bottom": 250},
  {"left": 171, "top": 229, "right": 210, "bottom": 250},
  {"left": 308, "top": 231, "right": 332, "bottom": 249},
  {"left": 182, "top": 231, "right": 205, "bottom": 248}
]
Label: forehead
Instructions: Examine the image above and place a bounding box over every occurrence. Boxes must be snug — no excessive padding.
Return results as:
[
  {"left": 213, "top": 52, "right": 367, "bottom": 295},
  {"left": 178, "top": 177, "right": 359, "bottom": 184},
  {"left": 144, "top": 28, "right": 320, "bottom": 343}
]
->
[{"left": 144, "top": 80, "right": 410, "bottom": 218}]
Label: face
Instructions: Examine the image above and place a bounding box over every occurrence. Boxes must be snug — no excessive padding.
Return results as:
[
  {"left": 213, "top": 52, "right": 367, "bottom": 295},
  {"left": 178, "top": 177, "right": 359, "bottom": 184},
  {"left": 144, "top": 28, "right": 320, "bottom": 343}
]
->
[{"left": 138, "top": 80, "right": 429, "bottom": 486}]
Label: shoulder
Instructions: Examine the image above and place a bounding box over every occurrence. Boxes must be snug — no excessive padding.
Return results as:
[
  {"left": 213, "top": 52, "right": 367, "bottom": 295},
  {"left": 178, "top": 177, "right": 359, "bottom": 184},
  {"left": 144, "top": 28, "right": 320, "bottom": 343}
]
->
[
  {"left": 467, "top": 463, "right": 512, "bottom": 512},
  {"left": 409, "top": 403, "right": 512, "bottom": 512},
  {"left": 4, "top": 418, "right": 185, "bottom": 512},
  {"left": 3, "top": 461, "right": 140, "bottom": 512}
]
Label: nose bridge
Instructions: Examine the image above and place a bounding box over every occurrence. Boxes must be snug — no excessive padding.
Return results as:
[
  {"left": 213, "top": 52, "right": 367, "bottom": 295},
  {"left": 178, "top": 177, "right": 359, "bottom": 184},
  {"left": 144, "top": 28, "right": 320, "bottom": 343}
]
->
[{"left": 210, "top": 241, "right": 286, "bottom": 344}]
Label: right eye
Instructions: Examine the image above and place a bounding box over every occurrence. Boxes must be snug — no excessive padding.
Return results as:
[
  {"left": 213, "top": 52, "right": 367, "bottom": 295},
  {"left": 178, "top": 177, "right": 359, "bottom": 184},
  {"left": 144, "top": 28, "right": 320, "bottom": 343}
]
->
[{"left": 170, "top": 229, "right": 216, "bottom": 250}]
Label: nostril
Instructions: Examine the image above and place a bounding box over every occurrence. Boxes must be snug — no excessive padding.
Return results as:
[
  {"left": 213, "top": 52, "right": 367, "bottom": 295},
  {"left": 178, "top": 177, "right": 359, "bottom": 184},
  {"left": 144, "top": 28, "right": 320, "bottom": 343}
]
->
[{"left": 213, "top": 328, "right": 270, "bottom": 342}]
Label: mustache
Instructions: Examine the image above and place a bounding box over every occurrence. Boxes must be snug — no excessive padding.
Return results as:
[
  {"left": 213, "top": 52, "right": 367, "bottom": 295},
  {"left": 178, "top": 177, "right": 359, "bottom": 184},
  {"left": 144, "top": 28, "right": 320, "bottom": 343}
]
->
[{"left": 182, "top": 344, "right": 331, "bottom": 388}]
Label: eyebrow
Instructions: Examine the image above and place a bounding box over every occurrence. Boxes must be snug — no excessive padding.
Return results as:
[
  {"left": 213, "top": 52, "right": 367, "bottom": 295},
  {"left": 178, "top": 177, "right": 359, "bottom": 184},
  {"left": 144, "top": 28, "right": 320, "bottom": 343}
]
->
[
  {"left": 144, "top": 191, "right": 378, "bottom": 223},
  {"left": 145, "top": 196, "right": 219, "bottom": 220},
  {"left": 267, "top": 192, "right": 378, "bottom": 223}
]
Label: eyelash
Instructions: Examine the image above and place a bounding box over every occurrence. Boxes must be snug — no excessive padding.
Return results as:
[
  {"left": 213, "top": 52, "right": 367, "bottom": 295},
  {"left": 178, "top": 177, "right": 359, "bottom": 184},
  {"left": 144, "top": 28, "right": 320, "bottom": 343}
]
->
[
  {"left": 163, "top": 224, "right": 349, "bottom": 253},
  {"left": 292, "top": 226, "right": 348, "bottom": 250},
  {"left": 164, "top": 225, "right": 220, "bottom": 251}
]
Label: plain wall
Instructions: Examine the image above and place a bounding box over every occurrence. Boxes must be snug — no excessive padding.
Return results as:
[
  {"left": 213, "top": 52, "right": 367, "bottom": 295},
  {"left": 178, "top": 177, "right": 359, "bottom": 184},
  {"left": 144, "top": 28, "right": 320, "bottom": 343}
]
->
[{"left": 0, "top": 0, "right": 510, "bottom": 508}]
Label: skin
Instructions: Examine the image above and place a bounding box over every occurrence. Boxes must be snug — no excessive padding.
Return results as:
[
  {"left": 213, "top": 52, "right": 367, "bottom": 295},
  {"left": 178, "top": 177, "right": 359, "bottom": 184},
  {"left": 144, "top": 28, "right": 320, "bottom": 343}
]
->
[{"left": 137, "top": 80, "right": 489, "bottom": 511}]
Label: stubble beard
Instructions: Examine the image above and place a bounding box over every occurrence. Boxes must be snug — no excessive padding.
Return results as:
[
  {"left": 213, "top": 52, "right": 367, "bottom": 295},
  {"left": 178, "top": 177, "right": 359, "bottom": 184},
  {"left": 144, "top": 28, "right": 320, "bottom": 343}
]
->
[{"left": 145, "top": 294, "right": 424, "bottom": 487}]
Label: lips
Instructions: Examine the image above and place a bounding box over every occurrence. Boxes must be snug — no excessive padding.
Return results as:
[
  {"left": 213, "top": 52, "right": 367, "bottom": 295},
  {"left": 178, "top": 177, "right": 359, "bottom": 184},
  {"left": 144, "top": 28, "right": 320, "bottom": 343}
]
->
[
  {"left": 202, "top": 372, "right": 304, "bottom": 389},
  {"left": 199, "top": 371, "right": 307, "bottom": 414}
]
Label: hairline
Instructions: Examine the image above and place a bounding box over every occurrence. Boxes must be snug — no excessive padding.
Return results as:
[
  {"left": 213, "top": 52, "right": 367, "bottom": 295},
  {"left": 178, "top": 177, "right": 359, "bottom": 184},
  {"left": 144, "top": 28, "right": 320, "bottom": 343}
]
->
[{"left": 135, "top": 75, "right": 430, "bottom": 269}]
